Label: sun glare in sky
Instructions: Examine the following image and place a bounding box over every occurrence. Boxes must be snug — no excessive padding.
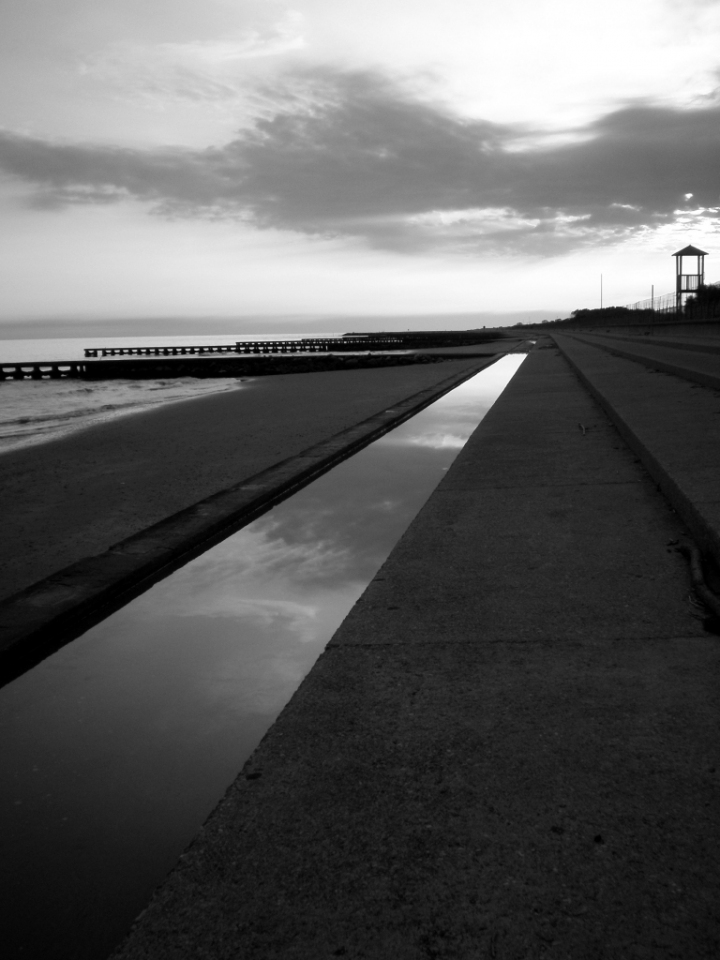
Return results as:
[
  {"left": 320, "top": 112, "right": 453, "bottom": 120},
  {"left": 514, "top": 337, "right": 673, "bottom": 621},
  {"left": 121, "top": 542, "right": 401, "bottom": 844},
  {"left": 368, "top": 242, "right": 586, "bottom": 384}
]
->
[{"left": 0, "top": 0, "right": 719, "bottom": 331}]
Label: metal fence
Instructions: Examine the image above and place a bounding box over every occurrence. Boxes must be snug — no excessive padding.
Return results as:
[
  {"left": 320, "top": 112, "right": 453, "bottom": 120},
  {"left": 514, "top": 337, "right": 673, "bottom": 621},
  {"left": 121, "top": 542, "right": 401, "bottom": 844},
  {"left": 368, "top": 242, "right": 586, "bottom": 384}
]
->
[
  {"left": 624, "top": 282, "right": 720, "bottom": 318},
  {"left": 625, "top": 290, "right": 677, "bottom": 314}
]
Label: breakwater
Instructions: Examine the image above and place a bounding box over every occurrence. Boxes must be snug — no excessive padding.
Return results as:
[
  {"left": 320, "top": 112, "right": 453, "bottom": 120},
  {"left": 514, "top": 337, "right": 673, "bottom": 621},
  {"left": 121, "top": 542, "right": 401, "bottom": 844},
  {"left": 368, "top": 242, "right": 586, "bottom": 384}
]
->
[
  {"left": 1, "top": 352, "right": 450, "bottom": 382},
  {"left": 2, "top": 332, "right": 511, "bottom": 381},
  {"left": 83, "top": 336, "right": 406, "bottom": 357},
  {"left": 1, "top": 361, "right": 88, "bottom": 381},
  {"left": 83, "top": 332, "right": 502, "bottom": 359}
]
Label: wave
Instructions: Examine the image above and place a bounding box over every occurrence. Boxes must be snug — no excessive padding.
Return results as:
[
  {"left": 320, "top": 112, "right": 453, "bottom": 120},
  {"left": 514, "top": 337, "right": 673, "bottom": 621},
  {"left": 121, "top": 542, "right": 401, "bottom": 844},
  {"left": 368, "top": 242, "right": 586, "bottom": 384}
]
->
[
  {"left": 3, "top": 393, "right": 201, "bottom": 427},
  {"left": 0, "top": 377, "right": 246, "bottom": 454}
]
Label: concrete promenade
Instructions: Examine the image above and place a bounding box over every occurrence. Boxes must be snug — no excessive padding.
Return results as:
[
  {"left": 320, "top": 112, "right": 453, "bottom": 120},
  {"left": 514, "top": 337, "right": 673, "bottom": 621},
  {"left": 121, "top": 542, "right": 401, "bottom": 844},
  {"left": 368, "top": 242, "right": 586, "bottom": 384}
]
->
[
  {"left": 553, "top": 334, "right": 720, "bottom": 565},
  {"left": 563, "top": 330, "right": 720, "bottom": 392},
  {"left": 115, "top": 342, "right": 720, "bottom": 959}
]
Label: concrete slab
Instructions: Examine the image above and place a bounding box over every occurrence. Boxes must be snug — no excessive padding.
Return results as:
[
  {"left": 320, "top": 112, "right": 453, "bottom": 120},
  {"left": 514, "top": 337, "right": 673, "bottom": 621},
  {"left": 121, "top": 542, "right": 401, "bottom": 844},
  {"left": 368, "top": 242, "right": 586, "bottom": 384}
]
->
[
  {"left": 442, "top": 353, "right": 641, "bottom": 487},
  {"left": 554, "top": 335, "right": 720, "bottom": 562},
  {"left": 584, "top": 332, "right": 720, "bottom": 355},
  {"left": 112, "top": 346, "right": 720, "bottom": 960},
  {"left": 332, "top": 483, "right": 701, "bottom": 646},
  {"left": 569, "top": 332, "right": 720, "bottom": 391},
  {"left": 114, "top": 637, "right": 720, "bottom": 960}
]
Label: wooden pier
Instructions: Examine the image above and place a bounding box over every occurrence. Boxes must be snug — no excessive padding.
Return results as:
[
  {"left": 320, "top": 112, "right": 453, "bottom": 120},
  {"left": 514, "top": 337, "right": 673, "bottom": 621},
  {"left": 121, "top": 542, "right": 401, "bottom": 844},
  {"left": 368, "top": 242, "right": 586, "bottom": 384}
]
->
[
  {"left": 84, "top": 344, "right": 238, "bottom": 358},
  {"left": 1, "top": 361, "right": 88, "bottom": 381},
  {"left": 1, "top": 334, "right": 503, "bottom": 382},
  {"left": 82, "top": 336, "right": 407, "bottom": 358}
]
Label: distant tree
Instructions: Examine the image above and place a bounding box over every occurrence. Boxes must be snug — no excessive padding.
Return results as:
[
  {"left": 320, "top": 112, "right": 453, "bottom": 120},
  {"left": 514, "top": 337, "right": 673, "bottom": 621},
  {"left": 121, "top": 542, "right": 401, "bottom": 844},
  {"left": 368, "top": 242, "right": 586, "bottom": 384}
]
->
[
  {"left": 684, "top": 283, "right": 720, "bottom": 319},
  {"left": 566, "top": 306, "right": 660, "bottom": 326}
]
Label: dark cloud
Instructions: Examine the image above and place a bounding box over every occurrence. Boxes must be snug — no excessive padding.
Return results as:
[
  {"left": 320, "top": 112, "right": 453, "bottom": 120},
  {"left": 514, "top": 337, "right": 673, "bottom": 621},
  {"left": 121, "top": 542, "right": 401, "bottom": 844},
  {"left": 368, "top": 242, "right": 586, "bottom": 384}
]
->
[
  {"left": 0, "top": 133, "right": 229, "bottom": 209},
  {"left": 1, "top": 67, "right": 718, "bottom": 254}
]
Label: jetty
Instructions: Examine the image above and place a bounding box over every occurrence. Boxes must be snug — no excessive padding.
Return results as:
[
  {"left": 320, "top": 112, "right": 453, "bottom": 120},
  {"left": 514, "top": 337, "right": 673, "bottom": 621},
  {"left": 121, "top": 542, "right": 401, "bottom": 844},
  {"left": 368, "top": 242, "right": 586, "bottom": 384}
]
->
[
  {"left": 1, "top": 332, "right": 507, "bottom": 381},
  {"left": 82, "top": 336, "right": 403, "bottom": 357},
  {"left": 81, "top": 333, "right": 501, "bottom": 358},
  {"left": 112, "top": 327, "right": 720, "bottom": 959},
  {"left": 0, "top": 360, "right": 88, "bottom": 381}
]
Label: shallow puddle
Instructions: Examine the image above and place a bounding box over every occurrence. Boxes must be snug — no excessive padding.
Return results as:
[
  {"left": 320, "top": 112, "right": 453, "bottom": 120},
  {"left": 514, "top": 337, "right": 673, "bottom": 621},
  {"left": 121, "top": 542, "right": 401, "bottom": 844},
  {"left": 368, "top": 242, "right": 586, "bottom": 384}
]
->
[{"left": 0, "top": 355, "right": 524, "bottom": 959}]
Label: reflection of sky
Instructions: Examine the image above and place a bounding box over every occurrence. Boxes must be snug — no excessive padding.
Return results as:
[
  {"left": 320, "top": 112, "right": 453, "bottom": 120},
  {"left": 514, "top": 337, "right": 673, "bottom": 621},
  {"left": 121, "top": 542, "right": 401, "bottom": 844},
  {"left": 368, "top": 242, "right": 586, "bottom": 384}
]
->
[
  {"left": 395, "top": 431, "right": 466, "bottom": 449},
  {"left": 0, "top": 354, "right": 524, "bottom": 960}
]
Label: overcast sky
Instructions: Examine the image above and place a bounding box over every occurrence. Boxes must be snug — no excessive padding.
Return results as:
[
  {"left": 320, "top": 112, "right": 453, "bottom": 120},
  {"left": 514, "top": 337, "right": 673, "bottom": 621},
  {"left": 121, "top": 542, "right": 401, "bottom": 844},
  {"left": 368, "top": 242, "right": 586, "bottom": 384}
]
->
[{"left": 1, "top": 0, "right": 719, "bottom": 330}]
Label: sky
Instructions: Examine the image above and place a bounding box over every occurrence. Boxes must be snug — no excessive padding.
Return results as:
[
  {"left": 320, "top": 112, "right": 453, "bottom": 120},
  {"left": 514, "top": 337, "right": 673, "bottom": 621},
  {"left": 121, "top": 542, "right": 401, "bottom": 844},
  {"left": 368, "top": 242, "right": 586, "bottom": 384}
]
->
[{"left": 1, "top": 0, "right": 719, "bottom": 333}]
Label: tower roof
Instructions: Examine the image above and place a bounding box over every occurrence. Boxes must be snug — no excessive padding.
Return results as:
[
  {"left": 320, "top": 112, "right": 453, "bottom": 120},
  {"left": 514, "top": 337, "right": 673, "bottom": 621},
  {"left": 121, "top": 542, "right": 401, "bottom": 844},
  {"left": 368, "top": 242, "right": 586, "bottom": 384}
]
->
[{"left": 672, "top": 244, "right": 708, "bottom": 257}]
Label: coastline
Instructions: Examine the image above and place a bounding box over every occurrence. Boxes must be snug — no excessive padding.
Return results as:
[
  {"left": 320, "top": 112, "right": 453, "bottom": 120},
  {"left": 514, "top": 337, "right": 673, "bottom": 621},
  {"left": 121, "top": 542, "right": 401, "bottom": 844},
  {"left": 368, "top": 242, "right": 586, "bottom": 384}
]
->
[
  {"left": 0, "top": 360, "right": 488, "bottom": 605},
  {"left": 0, "top": 376, "right": 246, "bottom": 455}
]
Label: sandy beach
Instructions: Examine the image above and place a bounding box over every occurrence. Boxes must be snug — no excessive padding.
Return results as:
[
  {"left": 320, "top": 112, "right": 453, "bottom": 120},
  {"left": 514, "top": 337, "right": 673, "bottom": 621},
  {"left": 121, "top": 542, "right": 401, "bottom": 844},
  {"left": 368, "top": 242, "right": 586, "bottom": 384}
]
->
[{"left": 0, "top": 360, "right": 485, "bottom": 602}]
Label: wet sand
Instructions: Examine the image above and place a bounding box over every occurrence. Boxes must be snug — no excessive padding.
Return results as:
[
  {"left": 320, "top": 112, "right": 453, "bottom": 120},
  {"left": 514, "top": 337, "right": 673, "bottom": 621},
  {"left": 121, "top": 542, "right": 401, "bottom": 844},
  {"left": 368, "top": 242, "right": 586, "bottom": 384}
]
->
[{"left": 0, "top": 361, "right": 484, "bottom": 602}]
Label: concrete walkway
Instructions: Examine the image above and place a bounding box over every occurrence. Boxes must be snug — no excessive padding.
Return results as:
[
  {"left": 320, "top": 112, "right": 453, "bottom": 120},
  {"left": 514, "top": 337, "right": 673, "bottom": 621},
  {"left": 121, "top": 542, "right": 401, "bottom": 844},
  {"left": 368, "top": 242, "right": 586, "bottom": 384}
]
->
[
  {"left": 580, "top": 331, "right": 720, "bottom": 356},
  {"left": 565, "top": 331, "right": 720, "bottom": 391},
  {"left": 554, "top": 334, "right": 720, "bottom": 566},
  {"left": 114, "top": 343, "right": 720, "bottom": 959}
]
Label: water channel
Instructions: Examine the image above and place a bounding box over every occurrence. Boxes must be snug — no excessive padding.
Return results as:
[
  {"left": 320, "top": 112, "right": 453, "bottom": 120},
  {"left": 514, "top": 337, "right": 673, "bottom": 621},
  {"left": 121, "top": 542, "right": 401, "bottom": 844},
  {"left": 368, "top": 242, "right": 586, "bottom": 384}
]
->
[{"left": 1, "top": 354, "right": 525, "bottom": 959}]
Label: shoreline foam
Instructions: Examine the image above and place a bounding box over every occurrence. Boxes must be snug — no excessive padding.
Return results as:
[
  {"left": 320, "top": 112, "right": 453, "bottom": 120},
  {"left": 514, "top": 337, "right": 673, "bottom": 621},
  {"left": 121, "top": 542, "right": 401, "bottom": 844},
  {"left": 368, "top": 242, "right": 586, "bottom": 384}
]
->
[{"left": 0, "top": 377, "right": 247, "bottom": 454}]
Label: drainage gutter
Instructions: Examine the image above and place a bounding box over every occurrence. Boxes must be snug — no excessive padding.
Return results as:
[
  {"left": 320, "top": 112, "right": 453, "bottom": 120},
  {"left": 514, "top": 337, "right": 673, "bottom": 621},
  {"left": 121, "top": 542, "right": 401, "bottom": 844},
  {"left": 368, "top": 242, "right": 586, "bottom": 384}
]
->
[{"left": 0, "top": 356, "right": 500, "bottom": 687}]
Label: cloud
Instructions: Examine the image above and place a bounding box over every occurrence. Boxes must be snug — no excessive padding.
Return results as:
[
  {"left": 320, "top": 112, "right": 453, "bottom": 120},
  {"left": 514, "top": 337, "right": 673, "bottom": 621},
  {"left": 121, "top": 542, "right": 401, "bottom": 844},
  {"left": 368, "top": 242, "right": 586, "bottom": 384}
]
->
[
  {"left": 1, "top": 67, "right": 719, "bottom": 255},
  {"left": 79, "top": 10, "right": 306, "bottom": 106}
]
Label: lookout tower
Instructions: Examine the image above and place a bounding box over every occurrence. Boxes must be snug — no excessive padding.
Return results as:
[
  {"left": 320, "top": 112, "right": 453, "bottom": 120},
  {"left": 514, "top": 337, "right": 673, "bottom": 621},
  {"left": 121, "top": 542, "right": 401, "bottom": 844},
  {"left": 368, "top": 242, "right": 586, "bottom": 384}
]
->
[{"left": 673, "top": 244, "right": 707, "bottom": 313}]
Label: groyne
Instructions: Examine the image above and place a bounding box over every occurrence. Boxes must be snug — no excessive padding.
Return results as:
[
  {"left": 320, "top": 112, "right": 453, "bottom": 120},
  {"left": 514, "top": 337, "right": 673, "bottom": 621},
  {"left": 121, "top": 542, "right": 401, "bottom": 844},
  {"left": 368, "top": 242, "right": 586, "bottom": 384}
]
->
[
  {"left": 0, "top": 352, "right": 459, "bottom": 382},
  {"left": 84, "top": 336, "right": 406, "bottom": 357},
  {"left": 83, "top": 333, "right": 503, "bottom": 358},
  {"left": 113, "top": 335, "right": 720, "bottom": 959},
  {"left": 0, "top": 360, "right": 88, "bottom": 380}
]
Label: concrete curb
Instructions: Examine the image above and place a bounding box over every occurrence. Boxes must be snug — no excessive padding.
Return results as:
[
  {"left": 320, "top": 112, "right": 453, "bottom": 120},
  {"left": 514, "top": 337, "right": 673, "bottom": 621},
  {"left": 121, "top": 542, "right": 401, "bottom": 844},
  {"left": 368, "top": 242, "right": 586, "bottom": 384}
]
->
[
  {"left": 553, "top": 334, "right": 720, "bottom": 566},
  {"left": 0, "top": 356, "right": 500, "bottom": 687},
  {"left": 564, "top": 332, "right": 720, "bottom": 391}
]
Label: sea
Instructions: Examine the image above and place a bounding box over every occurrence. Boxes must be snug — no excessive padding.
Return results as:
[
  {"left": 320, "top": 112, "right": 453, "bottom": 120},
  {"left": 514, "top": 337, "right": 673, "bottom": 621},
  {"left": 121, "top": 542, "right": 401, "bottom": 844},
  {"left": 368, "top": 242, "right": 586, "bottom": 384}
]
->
[{"left": 0, "top": 333, "right": 337, "bottom": 455}]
